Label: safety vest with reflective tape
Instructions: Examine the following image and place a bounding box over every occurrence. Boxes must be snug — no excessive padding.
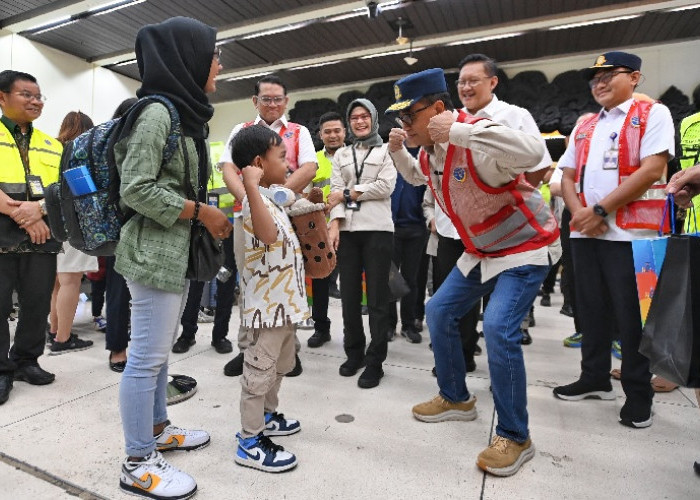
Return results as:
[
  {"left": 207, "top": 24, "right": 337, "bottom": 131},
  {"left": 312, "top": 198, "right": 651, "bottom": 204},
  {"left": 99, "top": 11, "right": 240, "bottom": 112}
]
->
[
  {"left": 208, "top": 164, "right": 236, "bottom": 219},
  {"left": 0, "top": 124, "right": 62, "bottom": 196},
  {"left": 419, "top": 112, "right": 559, "bottom": 258},
  {"left": 573, "top": 100, "right": 668, "bottom": 232},
  {"left": 0, "top": 122, "right": 62, "bottom": 249},
  {"left": 243, "top": 120, "right": 300, "bottom": 173},
  {"left": 313, "top": 149, "right": 332, "bottom": 202}
]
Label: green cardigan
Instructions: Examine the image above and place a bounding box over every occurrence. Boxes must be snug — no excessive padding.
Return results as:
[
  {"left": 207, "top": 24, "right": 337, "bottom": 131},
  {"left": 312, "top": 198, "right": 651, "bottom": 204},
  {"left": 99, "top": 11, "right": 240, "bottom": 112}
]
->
[{"left": 114, "top": 103, "right": 204, "bottom": 293}]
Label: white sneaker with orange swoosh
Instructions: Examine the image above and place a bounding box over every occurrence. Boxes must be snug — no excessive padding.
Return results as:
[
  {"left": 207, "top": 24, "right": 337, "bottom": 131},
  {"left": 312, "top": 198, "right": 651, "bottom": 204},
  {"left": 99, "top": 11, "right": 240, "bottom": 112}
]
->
[
  {"left": 155, "top": 422, "right": 210, "bottom": 452},
  {"left": 120, "top": 450, "right": 197, "bottom": 499}
]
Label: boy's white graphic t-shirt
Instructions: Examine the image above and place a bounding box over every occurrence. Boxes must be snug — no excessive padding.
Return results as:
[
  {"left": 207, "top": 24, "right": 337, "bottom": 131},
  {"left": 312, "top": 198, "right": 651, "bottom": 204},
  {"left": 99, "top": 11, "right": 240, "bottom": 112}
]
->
[{"left": 240, "top": 191, "right": 308, "bottom": 328}]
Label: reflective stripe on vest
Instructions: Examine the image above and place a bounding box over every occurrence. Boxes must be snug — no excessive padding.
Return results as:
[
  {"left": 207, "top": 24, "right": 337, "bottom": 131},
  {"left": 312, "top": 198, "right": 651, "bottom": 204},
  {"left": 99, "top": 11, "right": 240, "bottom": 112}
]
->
[
  {"left": 573, "top": 100, "right": 668, "bottom": 231},
  {"left": 244, "top": 120, "right": 300, "bottom": 173},
  {"left": 421, "top": 112, "right": 558, "bottom": 258},
  {"left": 0, "top": 125, "right": 62, "bottom": 195}
]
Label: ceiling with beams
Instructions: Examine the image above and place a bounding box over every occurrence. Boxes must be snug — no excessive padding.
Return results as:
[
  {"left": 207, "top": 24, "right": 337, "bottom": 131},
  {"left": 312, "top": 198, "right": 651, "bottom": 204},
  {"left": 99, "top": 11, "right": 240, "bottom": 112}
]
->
[{"left": 2, "top": 0, "right": 700, "bottom": 104}]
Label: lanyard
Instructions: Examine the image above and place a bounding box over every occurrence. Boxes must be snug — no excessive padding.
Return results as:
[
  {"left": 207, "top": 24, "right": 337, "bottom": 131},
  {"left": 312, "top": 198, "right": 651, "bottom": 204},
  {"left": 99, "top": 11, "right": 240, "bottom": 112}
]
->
[{"left": 351, "top": 145, "right": 374, "bottom": 181}]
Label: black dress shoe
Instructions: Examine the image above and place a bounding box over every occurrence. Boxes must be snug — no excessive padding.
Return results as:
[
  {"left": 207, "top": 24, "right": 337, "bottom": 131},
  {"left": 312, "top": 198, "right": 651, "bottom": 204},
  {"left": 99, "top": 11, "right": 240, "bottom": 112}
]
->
[
  {"left": 14, "top": 364, "right": 55, "bottom": 385},
  {"left": 358, "top": 365, "right": 384, "bottom": 389},
  {"left": 224, "top": 352, "right": 244, "bottom": 377},
  {"left": 109, "top": 353, "right": 127, "bottom": 373},
  {"left": 694, "top": 461, "right": 700, "bottom": 476},
  {"left": 286, "top": 355, "right": 303, "bottom": 377},
  {"left": 521, "top": 329, "right": 533, "bottom": 345},
  {"left": 307, "top": 330, "right": 331, "bottom": 348},
  {"left": 474, "top": 343, "right": 482, "bottom": 356},
  {"left": 0, "top": 374, "right": 13, "bottom": 404},
  {"left": 560, "top": 304, "right": 574, "bottom": 317},
  {"left": 465, "top": 358, "right": 477, "bottom": 372},
  {"left": 329, "top": 287, "right": 342, "bottom": 299},
  {"left": 540, "top": 293, "right": 551, "bottom": 307},
  {"left": 212, "top": 337, "right": 233, "bottom": 354},
  {"left": 339, "top": 359, "right": 365, "bottom": 377},
  {"left": 172, "top": 336, "right": 195, "bottom": 353},
  {"left": 400, "top": 326, "right": 422, "bottom": 343}
]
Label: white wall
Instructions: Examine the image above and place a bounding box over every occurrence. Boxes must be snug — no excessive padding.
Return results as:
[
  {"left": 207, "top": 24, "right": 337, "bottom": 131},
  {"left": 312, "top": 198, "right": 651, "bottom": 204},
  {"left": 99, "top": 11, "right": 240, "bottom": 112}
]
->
[{"left": 0, "top": 30, "right": 138, "bottom": 136}]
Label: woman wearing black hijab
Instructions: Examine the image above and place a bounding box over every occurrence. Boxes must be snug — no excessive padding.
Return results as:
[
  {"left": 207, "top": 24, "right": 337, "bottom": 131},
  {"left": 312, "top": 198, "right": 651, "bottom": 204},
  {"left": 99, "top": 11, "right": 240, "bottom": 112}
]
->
[{"left": 114, "top": 17, "right": 230, "bottom": 500}]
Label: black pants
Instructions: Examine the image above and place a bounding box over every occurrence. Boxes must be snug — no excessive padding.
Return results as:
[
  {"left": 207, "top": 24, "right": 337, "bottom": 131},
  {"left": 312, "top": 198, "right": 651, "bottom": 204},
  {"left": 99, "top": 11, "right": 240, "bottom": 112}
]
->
[
  {"left": 338, "top": 231, "right": 392, "bottom": 368},
  {"left": 180, "top": 232, "right": 237, "bottom": 343},
  {"left": 0, "top": 252, "right": 56, "bottom": 372},
  {"left": 559, "top": 208, "right": 581, "bottom": 332},
  {"left": 435, "top": 235, "right": 479, "bottom": 360},
  {"left": 105, "top": 256, "right": 130, "bottom": 352},
  {"left": 571, "top": 238, "right": 653, "bottom": 410},
  {"left": 414, "top": 237, "right": 430, "bottom": 321},
  {"left": 90, "top": 272, "right": 106, "bottom": 317},
  {"left": 389, "top": 224, "right": 428, "bottom": 330},
  {"left": 312, "top": 276, "right": 331, "bottom": 334},
  {"left": 541, "top": 259, "right": 560, "bottom": 294}
]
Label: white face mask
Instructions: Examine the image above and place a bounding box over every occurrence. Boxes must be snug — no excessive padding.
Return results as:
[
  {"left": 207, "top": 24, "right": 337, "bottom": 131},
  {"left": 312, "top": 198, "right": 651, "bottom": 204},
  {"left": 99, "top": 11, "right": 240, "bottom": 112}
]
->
[{"left": 259, "top": 184, "right": 296, "bottom": 207}]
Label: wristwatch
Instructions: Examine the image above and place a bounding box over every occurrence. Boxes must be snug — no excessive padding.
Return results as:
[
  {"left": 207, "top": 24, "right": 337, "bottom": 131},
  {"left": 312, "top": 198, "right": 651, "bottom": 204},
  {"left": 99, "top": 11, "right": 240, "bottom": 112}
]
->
[
  {"left": 592, "top": 203, "right": 608, "bottom": 218},
  {"left": 343, "top": 188, "right": 352, "bottom": 204},
  {"left": 38, "top": 199, "right": 47, "bottom": 216}
]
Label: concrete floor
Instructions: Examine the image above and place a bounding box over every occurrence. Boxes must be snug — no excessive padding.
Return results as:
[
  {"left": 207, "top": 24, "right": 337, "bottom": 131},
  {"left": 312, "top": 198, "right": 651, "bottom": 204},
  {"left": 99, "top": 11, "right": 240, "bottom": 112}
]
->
[{"left": 2, "top": 290, "right": 698, "bottom": 500}]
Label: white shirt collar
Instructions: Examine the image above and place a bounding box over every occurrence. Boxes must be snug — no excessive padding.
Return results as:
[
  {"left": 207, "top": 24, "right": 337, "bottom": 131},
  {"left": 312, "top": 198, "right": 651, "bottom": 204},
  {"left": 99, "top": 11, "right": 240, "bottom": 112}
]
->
[
  {"left": 599, "top": 97, "right": 634, "bottom": 119},
  {"left": 253, "top": 114, "right": 289, "bottom": 129}
]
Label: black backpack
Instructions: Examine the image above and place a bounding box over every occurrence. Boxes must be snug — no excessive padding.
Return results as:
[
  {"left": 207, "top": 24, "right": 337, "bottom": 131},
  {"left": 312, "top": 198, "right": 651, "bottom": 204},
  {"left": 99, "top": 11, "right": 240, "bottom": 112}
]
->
[{"left": 45, "top": 95, "right": 181, "bottom": 256}]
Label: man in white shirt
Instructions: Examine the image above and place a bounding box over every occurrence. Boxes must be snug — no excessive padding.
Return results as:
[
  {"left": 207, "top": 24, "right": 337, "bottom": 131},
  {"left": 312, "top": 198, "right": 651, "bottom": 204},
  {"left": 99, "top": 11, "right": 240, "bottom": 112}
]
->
[
  {"left": 553, "top": 52, "right": 675, "bottom": 430},
  {"left": 387, "top": 68, "right": 557, "bottom": 477},
  {"left": 220, "top": 75, "right": 318, "bottom": 378},
  {"left": 455, "top": 53, "right": 556, "bottom": 347}
]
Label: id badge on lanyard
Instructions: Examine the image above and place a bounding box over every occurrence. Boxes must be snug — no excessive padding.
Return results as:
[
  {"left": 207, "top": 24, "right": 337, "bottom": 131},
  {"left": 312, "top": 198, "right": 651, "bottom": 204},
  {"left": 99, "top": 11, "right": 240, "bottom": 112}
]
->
[{"left": 602, "top": 132, "right": 618, "bottom": 170}]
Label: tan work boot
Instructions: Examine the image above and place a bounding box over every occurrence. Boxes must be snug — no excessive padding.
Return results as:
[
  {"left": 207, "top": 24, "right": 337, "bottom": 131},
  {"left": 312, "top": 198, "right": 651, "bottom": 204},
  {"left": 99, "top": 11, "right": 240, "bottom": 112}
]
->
[
  {"left": 476, "top": 435, "right": 535, "bottom": 477},
  {"left": 412, "top": 394, "right": 477, "bottom": 422}
]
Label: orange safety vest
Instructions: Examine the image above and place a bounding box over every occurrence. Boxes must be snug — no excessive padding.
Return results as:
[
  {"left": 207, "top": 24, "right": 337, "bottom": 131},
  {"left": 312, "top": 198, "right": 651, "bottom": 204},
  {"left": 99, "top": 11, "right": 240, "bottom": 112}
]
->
[
  {"left": 244, "top": 120, "right": 300, "bottom": 172},
  {"left": 420, "top": 112, "right": 559, "bottom": 258},
  {"left": 573, "top": 100, "right": 668, "bottom": 232}
]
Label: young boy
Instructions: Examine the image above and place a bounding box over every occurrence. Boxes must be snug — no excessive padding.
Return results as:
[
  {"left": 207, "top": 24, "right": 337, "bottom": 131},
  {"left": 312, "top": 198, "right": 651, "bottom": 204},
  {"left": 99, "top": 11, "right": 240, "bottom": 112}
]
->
[{"left": 230, "top": 125, "right": 307, "bottom": 472}]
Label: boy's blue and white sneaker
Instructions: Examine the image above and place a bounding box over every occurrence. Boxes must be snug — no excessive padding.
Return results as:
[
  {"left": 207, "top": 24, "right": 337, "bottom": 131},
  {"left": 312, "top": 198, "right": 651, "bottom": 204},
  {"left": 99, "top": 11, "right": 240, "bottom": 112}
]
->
[
  {"left": 234, "top": 432, "right": 297, "bottom": 473},
  {"left": 263, "top": 411, "right": 301, "bottom": 436}
]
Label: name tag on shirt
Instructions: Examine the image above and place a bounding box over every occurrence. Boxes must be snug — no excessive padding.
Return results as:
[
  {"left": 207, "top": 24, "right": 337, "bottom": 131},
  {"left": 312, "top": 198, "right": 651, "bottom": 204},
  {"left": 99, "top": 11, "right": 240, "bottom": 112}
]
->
[{"left": 603, "top": 148, "right": 618, "bottom": 170}]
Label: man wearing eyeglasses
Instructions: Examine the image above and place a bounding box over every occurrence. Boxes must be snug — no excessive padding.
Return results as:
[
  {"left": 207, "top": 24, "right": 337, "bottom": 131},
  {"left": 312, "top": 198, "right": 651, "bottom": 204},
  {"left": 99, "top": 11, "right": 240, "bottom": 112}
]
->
[
  {"left": 553, "top": 52, "right": 675, "bottom": 430},
  {"left": 386, "top": 68, "right": 556, "bottom": 477},
  {"left": 220, "top": 75, "right": 317, "bottom": 378},
  {"left": 0, "top": 70, "right": 63, "bottom": 405}
]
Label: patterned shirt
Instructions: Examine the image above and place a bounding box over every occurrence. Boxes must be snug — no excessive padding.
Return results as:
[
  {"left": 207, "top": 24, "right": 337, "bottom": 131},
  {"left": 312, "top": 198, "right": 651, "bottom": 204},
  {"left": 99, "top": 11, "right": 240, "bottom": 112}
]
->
[{"left": 240, "top": 192, "right": 308, "bottom": 328}]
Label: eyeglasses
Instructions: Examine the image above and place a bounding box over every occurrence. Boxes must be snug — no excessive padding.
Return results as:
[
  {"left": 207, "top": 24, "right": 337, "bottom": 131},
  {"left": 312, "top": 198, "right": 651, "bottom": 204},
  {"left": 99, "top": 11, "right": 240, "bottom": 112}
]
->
[
  {"left": 349, "top": 113, "right": 371, "bottom": 123},
  {"left": 588, "top": 70, "right": 633, "bottom": 89},
  {"left": 397, "top": 103, "right": 432, "bottom": 126},
  {"left": 455, "top": 76, "right": 491, "bottom": 89},
  {"left": 213, "top": 48, "right": 222, "bottom": 61},
  {"left": 256, "top": 96, "right": 286, "bottom": 106},
  {"left": 12, "top": 91, "right": 47, "bottom": 103}
]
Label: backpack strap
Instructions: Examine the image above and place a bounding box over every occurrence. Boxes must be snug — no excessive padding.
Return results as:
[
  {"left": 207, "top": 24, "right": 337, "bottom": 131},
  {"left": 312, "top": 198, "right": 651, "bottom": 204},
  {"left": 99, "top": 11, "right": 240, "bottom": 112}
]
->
[{"left": 106, "top": 95, "right": 182, "bottom": 220}]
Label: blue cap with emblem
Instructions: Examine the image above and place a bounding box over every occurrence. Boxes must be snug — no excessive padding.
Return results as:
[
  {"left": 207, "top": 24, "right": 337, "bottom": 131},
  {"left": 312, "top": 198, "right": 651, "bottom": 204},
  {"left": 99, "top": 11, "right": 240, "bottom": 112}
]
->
[
  {"left": 385, "top": 68, "right": 447, "bottom": 113},
  {"left": 583, "top": 51, "right": 642, "bottom": 80}
]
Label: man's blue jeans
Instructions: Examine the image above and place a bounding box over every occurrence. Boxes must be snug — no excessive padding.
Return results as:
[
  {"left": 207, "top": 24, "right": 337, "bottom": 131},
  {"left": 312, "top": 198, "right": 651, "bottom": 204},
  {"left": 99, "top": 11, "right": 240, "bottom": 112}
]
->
[{"left": 425, "top": 262, "right": 549, "bottom": 443}]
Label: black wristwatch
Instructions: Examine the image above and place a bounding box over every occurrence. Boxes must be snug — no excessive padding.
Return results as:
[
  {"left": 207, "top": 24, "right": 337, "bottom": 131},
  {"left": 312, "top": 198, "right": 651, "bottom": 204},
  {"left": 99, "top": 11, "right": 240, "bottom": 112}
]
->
[
  {"left": 592, "top": 203, "right": 608, "bottom": 218},
  {"left": 343, "top": 188, "right": 352, "bottom": 204}
]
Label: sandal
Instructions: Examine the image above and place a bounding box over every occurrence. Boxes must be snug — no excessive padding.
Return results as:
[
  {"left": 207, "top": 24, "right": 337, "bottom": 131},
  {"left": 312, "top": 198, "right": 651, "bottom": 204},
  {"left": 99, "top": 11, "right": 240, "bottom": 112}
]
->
[
  {"left": 651, "top": 376, "right": 678, "bottom": 393},
  {"left": 610, "top": 368, "right": 621, "bottom": 380}
]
